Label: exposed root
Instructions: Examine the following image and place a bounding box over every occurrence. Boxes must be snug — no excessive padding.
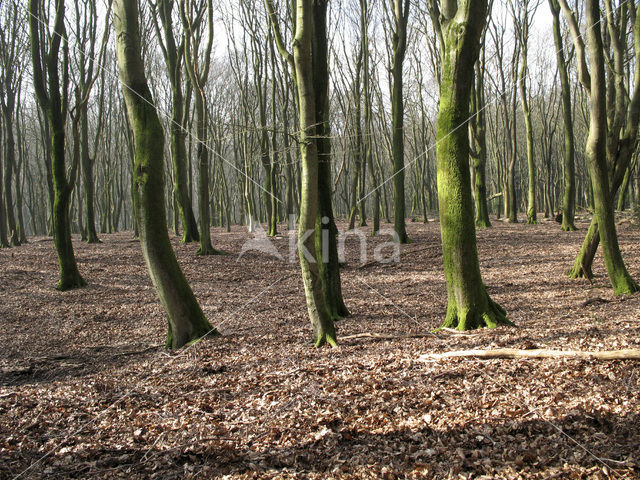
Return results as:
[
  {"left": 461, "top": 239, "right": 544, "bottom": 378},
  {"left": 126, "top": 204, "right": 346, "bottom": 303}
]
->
[{"left": 439, "top": 293, "right": 514, "bottom": 331}]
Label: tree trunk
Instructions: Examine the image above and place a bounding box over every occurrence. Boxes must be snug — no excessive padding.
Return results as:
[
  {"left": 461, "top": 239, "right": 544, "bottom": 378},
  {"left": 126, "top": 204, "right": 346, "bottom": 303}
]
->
[
  {"left": 293, "top": 0, "right": 337, "bottom": 347},
  {"left": 81, "top": 107, "right": 100, "bottom": 243},
  {"left": 3, "top": 114, "right": 20, "bottom": 246},
  {"left": 432, "top": 0, "right": 512, "bottom": 331},
  {"left": 0, "top": 125, "right": 8, "bottom": 247},
  {"left": 391, "top": 0, "right": 410, "bottom": 244},
  {"left": 471, "top": 57, "right": 491, "bottom": 228},
  {"left": 313, "top": 0, "right": 350, "bottom": 321},
  {"left": 29, "top": 0, "right": 85, "bottom": 291},
  {"left": 550, "top": 0, "right": 577, "bottom": 231},
  {"left": 581, "top": 0, "right": 638, "bottom": 295},
  {"left": 153, "top": 0, "right": 199, "bottom": 244},
  {"left": 114, "top": 0, "right": 217, "bottom": 349}
]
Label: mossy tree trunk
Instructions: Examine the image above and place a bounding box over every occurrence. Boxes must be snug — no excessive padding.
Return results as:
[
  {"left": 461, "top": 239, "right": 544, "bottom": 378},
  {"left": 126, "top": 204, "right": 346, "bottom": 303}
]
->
[
  {"left": 578, "top": 0, "right": 638, "bottom": 294},
  {"left": 617, "top": 160, "right": 635, "bottom": 211},
  {"left": 429, "top": 0, "right": 512, "bottom": 330},
  {"left": 29, "top": 0, "right": 85, "bottom": 291},
  {"left": 313, "top": 0, "right": 350, "bottom": 321},
  {"left": 114, "top": 0, "right": 217, "bottom": 349},
  {"left": 549, "top": 0, "right": 577, "bottom": 231},
  {"left": 567, "top": 217, "right": 599, "bottom": 279},
  {"left": 266, "top": 0, "right": 341, "bottom": 344},
  {"left": 559, "top": 0, "right": 640, "bottom": 294}
]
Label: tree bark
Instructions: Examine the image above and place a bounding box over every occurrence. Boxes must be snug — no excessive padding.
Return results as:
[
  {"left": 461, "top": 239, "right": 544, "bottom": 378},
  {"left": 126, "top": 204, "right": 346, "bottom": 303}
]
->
[
  {"left": 580, "top": 0, "right": 638, "bottom": 294},
  {"left": 549, "top": 0, "right": 577, "bottom": 231},
  {"left": 151, "top": 0, "right": 199, "bottom": 244},
  {"left": 431, "top": 0, "right": 512, "bottom": 330},
  {"left": 293, "top": 0, "right": 337, "bottom": 346},
  {"left": 114, "top": 0, "right": 217, "bottom": 349},
  {"left": 29, "top": 0, "right": 85, "bottom": 291},
  {"left": 313, "top": 0, "right": 350, "bottom": 321},
  {"left": 391, "top": 0, "right": 410, "bottom": 244}
]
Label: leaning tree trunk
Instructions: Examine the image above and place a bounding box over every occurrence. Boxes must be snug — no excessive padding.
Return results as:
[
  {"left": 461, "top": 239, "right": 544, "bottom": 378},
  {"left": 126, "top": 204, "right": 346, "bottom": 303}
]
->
[
  {"left": 113, "top": 0, "right": 217, "bottom": 349},
  {"left": 432, "top": 0, "right": 512, "bottom": 330},
  {"left": 579, "top": 0, "right": 638, "bottom": 295}
]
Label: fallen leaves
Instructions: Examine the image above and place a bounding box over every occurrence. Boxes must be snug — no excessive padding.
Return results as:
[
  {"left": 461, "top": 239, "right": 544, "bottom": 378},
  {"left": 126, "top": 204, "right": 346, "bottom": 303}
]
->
[{"left": 0, "top": 220, "right": 639, "bottom": 478}]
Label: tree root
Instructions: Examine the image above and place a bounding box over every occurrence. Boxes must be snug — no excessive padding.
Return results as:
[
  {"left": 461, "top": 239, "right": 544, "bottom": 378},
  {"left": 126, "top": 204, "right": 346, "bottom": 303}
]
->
[{"left": 439, "top": 293, "right": 514, "bottom": 331}]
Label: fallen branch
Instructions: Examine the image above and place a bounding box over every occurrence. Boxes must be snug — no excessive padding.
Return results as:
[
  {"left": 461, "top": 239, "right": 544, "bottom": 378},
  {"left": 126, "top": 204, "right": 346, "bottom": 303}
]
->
[
  {"left": 419, "top": 349, "right": 640, "bottom": 361},
  {"left": 342, "top": 333, "right": 435, "bottom": 341},
  {"left": 439, "top": 327, "right": 488, "bottom": 336}
]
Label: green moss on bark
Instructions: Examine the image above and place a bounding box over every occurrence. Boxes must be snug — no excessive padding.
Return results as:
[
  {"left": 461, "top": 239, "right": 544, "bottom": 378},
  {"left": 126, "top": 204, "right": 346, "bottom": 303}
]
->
[{"left": 434, "top": 0, "right": 512, "bottom": 331}]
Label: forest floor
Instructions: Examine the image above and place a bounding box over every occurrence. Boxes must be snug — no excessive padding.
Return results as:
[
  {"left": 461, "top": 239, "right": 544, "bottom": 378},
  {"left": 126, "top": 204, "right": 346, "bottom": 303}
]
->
[{"left": 1, "top": 216, "right": 639, "bottom": 479}]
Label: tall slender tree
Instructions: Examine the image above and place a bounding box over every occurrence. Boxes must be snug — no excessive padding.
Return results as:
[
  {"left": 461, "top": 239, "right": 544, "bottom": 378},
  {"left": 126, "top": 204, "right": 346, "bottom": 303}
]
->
[
  {"left": 511, "top": 0, "right": 541, "bottom": 225},
  {"left": 150, "top": 0, "right": 199, "bottom": 243},
  {"left": 313, "top": 0, "right": 350, "bottom": 321},
  {"left": 549, "top": 0, "right": 577, "bottom": 231},
  {"left": 470, "top": 46, "right": 492, "bottom": 228},
  {"left": 388, "top": 0, "right": 410, "bottom": 244},
  {"left": 180, "top": 0, "right": 221, "bottom": 255},
  {"left": 266, "top": 0, "right": 339, "bottom": 346},
  {"left": 71, "top": 0, "right": 109, "bottom": 244},
  {"left": 29, "top": 0, "right": 86, "bottom": 290},
  {"left": 0, "top": 0, "right": 26, "bottom": 246}
]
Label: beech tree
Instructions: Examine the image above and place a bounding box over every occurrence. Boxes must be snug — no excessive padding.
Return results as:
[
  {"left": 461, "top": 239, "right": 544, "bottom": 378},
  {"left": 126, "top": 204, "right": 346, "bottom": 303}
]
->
[
  {"left": 180, "top": 0, "right": 221, "bottom": 255},
  {"left": 560, "top": 0, "right": 640, "bottom": 294},
  {"left": 266, "top": 0, "right": 339, "bottom": 346},
  {"left": 429, "top": 0, "right": 512, "bottom": 330},
  {"left": 29, "top": 0, "right": 86, "bottom": 290},
  {"left": 70, "top": 0, "right": 109, "bottom": 244},
  {"left": 511, "top": 0, "right": 541, "bottom": 225},
  {"left": 387, "top": 0, "right": 410, "bottom": 244},
  {"left": 149, "top": 0, "right": 199, "bottom": 243},
  {"left": 469, "top": 35, "right": 491, "bottom": 228},
  {"left": 113, "top": 0, "right": 217, "bottom": 348},
  {"left": 0, "top": 0, "right": 26, "bottom": 247},
  {"left": 549, "top": 0, "right": 577, "bottom": 231}
]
